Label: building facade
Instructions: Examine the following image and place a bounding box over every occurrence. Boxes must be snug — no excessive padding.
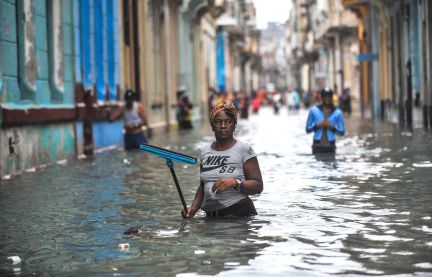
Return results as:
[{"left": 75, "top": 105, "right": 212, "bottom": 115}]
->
[
  {"left": 285, "top": 0, "right": 358, "bottom": 109},
  {"left": 343, "top": 0, "right": 432, "bottom": 128},
  {"left": 1, "top": 0, "right": 261, "bottom": 179},
  {"left": 74, "top": 0, "right": 122, "bottom": 156},
  {"left": 1, "top": 0, "right": 76, "bottom": 178}
]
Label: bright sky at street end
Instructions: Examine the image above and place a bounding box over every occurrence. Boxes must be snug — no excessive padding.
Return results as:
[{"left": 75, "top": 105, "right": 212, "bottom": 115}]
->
[{"left": 252, "top": 0, "right": 292, "bottom": 29}]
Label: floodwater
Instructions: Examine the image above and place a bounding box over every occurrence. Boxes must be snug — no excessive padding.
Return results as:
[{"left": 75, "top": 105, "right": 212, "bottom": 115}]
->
[{"left": 1, "top": 107, "right": 432, "bottom": 276}]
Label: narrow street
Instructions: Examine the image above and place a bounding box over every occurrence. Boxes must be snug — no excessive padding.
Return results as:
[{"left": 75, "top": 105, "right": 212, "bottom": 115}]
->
[{"left": 1, "top": 107, "right": 431, "bottom": 276}]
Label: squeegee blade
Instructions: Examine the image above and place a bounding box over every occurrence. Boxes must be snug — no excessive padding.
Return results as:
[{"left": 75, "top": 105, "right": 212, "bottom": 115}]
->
[{"left": 140, "top": 143, "right": 197, "bottom": 164}]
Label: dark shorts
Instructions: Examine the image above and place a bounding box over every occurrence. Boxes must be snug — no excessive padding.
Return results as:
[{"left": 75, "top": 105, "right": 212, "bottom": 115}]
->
[
  {"left": 124, "top": 132, "right": 147, "bottom": 150},
  {"left": 206, "top": 197, "right": 257, "bottom": 217},
  {"left": 312, "top": 140, "right": 336, "bottom": 154}
]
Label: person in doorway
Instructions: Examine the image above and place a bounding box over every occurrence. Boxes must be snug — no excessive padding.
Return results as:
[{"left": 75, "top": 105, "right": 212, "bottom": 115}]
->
[
  {"left": 106, "top": 89, "right": 151, "bottom": 150},
  {"left": 182, "top": 100, "right": 263, "bottom": 218},
  {"left": 305, "top": 87, "right": 345, "bottom": 154}
]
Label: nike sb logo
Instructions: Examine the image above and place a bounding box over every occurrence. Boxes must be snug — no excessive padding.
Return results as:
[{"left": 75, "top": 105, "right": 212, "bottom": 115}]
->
[
  {"left": 200, "top": 155, "right": 236, "bottom": 173},
  {"left": 203, "top": 156, "right": 230, "bottom": 165}
]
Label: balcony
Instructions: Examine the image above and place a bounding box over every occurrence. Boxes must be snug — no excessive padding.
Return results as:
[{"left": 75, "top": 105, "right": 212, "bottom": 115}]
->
[
  {"left": 314, "top": 9, "right": 357, "bottom": 41},
  {"left": 188, "top": 0, "right": 225, "bottom": 20},
  {"left": 209, "top": 0, "right": 225, "bottom": 18}
]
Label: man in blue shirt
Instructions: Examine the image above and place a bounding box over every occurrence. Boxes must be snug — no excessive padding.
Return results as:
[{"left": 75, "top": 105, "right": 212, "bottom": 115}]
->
[{"left": 306, "top": 87, "right": 345, "bottom": 154}]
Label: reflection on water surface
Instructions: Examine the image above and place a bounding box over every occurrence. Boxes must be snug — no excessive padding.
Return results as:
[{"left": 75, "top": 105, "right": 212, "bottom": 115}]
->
[{"left": 1, "top": 108, "right": 431, "bottom": 276}]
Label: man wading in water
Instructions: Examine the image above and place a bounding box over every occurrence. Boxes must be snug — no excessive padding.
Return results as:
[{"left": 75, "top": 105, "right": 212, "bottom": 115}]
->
[{"left": 305, "top": 87, "right": 345, "bottom": 154}]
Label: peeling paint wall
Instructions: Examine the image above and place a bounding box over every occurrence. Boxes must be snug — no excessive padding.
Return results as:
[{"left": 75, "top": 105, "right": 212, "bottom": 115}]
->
[
  {"left": 0, "top": 0, "right": 76, "bottom": 179},
  {"left": 24, "top": 0, "right": 38, "bottom": 89},
  {"left": 0, "top": 124, "right": 76, "bottom": 178},
  {"left": 52, "top": 0, "right": 64, "bottom": 91},
  {"left": 0, "top": 21, "right": 3, "bottom": 95}
]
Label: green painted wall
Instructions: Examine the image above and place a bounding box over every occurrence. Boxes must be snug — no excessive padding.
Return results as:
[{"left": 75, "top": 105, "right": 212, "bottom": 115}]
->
[
  {"left": 0, "top": 0, "right": 76, "bottom": 179},
  {"left": 0, "top": 0, "right": 74, "bottom": 107}
]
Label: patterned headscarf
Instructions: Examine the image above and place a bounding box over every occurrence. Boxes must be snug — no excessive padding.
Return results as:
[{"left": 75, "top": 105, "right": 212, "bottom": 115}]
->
[{"left": 210, "top": 100, "right": 237, "bottom": 122}]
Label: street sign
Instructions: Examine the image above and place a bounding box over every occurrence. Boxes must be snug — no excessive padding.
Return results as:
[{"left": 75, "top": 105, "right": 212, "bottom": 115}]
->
[{"left": 357, "top": 53, "right": 378, "bottom": 62}]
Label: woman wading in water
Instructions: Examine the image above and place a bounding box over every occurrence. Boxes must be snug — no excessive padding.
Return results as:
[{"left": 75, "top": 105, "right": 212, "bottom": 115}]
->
[{"left": 182, "top": 101, "right": 263, "bottom": 218}]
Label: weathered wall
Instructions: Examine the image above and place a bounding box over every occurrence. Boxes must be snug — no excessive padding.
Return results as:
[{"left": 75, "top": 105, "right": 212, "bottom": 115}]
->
[
  {"left": 0, "top": 124, "right": 76, "bottom": 178},
  {"left": 0, "top": 0, "right": 75, "bottom": 179}
]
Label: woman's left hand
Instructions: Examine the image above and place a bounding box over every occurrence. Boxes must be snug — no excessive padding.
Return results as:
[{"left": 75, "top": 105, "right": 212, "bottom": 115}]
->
[{"left": 212, "top": 178, "right": 236, "bottom": 195}]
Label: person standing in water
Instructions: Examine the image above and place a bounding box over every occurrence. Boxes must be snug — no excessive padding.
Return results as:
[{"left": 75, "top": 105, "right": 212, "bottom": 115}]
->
[
  {"left": 182, "top": 100, "right": 263, "bottom": 218},
  {"left": 107, "top": 89, "right": 151, "bottom": 150},
  {"left": 305, "top": 87, "right": 345, "bottom": 154}
]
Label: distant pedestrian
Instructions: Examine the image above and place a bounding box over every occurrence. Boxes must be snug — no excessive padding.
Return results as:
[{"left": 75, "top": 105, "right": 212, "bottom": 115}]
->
[
  {"left": 208, "top": 87, "right": 218, "bottom": 112},
  {"left": 303, "top": 90, "right": 312, "bottom": 108},
  {"left": 176, "top": 87, "right": 193, "bottom": 129},
  {"left": 272, "top": 92, "right": 281, "bottom": 114},
  {"left": 252, "top": 97, "right": 261, "bottom": 113},
  {"left": 305, "top": 87, "right": 345, "bottom": 154},
  {"left": 292, "top": 89, "right": 300, "bottom": 112},
  {"left": 240, "top": 94, "right": 249, "bottom": 119},
  {"left": 339, "top": 88, "right": 352, "bottom": 115},
  {"left": 181, "top": 100, "right": 263, "bottom": 218},
  {"left": 332, "top": 90, "right": 339, "bottom": 108},
  {"left": 106, "top": 89, "right": 151, "bottom": 150},
  {"left": 233, "top": 92, "right": 240, "bottom": 111}
]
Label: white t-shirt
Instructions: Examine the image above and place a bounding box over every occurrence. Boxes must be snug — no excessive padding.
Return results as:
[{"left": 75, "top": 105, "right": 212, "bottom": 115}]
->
[{"left": 200, "top": 140, "right": 256, "bottom": 212}]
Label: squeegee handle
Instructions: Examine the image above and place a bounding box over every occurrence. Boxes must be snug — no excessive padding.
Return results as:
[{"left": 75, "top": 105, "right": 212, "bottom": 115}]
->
[{"left": 167, "top": 160, "right": 188, "bottom": 212}]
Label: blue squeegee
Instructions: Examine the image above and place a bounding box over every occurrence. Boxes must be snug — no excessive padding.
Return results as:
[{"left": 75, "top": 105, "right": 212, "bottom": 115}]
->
[
  {"left": 140, "top": 143, "right": 197, "bottom": 213},
  {"left": 140, "top": 144, "right": 197, "bottom": 164}
]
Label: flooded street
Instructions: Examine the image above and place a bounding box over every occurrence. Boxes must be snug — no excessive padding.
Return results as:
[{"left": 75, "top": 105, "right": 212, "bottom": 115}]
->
[{"left": 1, "top": 107, "right": 432, "bottom": 276}]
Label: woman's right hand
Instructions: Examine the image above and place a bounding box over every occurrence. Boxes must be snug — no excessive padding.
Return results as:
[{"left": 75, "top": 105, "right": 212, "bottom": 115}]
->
[{"left": 181, "top": 207, "right": 196, "bottom": 219}]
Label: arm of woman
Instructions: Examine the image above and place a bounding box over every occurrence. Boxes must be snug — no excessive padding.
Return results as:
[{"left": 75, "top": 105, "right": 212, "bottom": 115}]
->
[
  {"left": 241, "top": 157, "right": 263, "bottom": 194},
  {"left": 182, "top": 180, "right": 204, "bottom": 218},
  {"left": 137, "top": 103, "right": 152, "bottom": 137},
  {"left": 212, "top": 157, "right": 263, "bottom": 195},
  {"left": 106, "top": 106, "right": 124, "bottom": 122},
  {"left": 137, "top": 103, "right": 149, "bottom": 126}
]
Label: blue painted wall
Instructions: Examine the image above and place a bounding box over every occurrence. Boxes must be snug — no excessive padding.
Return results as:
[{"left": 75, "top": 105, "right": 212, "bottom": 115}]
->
[
  {"left": 216, "top": 32, "right": 226, "bottom": 92},
  {"left": 93, "top": 121, "right": 124, "bottom": 148},
  {"left": 74, "top": 0, "right": 123, "bottom": 150},
  {"left": 79, "top": 0, "right": 93, "bottom": 89},
  {"left": 76, "top": 0, "right": 118, "bottom": 100}
]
